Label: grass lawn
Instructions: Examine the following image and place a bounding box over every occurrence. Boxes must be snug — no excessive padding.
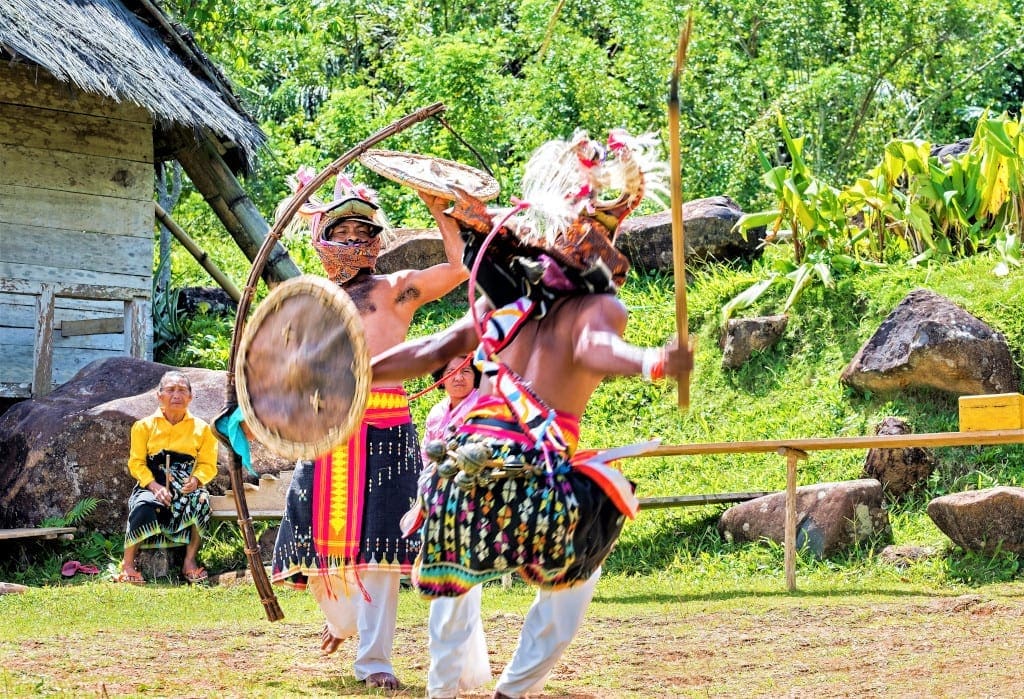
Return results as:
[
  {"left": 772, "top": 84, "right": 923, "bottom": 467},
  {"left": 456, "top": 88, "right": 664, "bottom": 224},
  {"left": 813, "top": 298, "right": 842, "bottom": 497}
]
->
[{"left": 2, "top": 571, "right": 1023, "bottom": 697}]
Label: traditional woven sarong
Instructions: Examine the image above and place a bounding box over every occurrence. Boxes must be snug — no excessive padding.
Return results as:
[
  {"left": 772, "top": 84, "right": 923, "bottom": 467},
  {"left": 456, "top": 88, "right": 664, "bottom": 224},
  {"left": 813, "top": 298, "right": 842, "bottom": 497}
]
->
[
  {"left": 410, "top": 396, "right": 636, "bottom": 599},
  {"left": 125, "top": 450, "right": 211, "bottom": 549},
  {"left": 272, "top": 387, "right": 421, "bottom": 589}
]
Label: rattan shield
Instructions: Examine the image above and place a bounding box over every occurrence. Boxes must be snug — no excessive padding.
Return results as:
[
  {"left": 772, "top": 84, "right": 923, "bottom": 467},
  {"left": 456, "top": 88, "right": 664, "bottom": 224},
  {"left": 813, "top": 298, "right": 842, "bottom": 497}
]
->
[
  {"left": 359, "top": 149, "right": 500, "bottom": 201},
  {"left": 236, "top": 275, "right": 370, "bottom": 460}
]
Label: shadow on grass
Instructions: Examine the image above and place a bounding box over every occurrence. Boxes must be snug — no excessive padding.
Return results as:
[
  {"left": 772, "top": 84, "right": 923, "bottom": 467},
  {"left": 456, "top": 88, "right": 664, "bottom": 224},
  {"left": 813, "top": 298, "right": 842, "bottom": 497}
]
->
[
  {"left": 311, "top": 675, "right": 427, "bottom": 697},
  {"left": 592, "top": 585, "right": 949, "bottom": 606}
]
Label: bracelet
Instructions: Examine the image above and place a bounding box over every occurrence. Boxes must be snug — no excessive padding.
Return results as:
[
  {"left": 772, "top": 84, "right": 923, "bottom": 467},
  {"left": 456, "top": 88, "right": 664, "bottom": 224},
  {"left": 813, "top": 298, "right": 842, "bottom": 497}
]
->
[{"left": 641, "top": 348, "right": 667, "bottom": 382}]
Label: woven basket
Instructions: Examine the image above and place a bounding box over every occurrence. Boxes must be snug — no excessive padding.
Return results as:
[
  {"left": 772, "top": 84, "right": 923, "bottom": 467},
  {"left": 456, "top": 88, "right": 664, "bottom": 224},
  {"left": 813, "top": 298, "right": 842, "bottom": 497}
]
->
[{"left": 359, "top": 149, "right": 500, "bottom": 201}]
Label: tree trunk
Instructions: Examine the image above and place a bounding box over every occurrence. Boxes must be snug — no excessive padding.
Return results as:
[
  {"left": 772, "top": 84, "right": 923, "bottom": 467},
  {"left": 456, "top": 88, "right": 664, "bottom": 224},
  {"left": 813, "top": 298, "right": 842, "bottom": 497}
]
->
[{"left": 173, "top": 130, "right": 302, "bottom": 287}]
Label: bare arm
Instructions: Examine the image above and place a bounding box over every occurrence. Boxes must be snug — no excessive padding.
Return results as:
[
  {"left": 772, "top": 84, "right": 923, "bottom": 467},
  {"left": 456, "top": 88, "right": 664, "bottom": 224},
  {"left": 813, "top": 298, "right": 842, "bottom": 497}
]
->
[
  {"left": 372, "top": 306, "right": 480, "bottom": 384},
  {"left": 572, "top": 295, "right": 692, "bottom": 378},
  {"left": 392, "top": 192, "right": 469, "bottom": 306}
]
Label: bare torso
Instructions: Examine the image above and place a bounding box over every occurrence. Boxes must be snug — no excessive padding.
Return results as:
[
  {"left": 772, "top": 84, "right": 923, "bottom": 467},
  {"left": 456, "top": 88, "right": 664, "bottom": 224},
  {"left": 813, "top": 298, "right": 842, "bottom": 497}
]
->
[
  {"left": 481, "top": 295, "right": 622, "bottom": 417},
  {"left": 344, "top": 271, "right": 438, "bottom": 388}
]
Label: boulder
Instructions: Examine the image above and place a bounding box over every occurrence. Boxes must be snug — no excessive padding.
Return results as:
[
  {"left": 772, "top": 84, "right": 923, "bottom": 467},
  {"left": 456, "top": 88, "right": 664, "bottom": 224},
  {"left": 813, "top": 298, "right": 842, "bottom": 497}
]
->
[
  {"left": 718, "top": 479, "right": 891, "bottom": 558},
  {"left": 720, "top": 314, "right": 788, "bottom": 369},
  {"left": 0, "top": 357, "right": 291, "bottom": 533},
  {"left": 616, "top": 196, "right": 766, "bottom": 273},
  {"left": 841, "top": 289, "right": 1019, "bottom": 396},
  {"left": 177, "top": 286, "right": 237, "bottom": 317},
  {"left": 377, "top": 227, "right": 468, "bottom": 303},
  {"left": 377, "top": 227, "right": 447, "bottom": 274},
  {"left": 927, "top": 487, "right": 1024, "bottom": 555},
  {"left": 931, "top": 138, "right": 972, "bottom": 164},
  {"left": 861, "top": 417, "right": 936, "bottom": 499}
]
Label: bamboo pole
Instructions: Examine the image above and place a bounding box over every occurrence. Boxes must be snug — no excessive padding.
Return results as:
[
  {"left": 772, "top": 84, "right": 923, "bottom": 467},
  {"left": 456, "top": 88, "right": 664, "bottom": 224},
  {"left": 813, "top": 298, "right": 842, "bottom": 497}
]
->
[
  {"left": 154, "top": 203, "right": 242, "bottom": 303},
  {"left": 778, "top": 448, "right": 807, "bottom": 592},
  {"left": 668, "top": 15, "right": 694, "bottom": 410},
  {"left": 174, "top": 131, "right": 302, "bottom": 286},
  {"left": 633, "top": 429, "right": 1024, "bottom": 457}
]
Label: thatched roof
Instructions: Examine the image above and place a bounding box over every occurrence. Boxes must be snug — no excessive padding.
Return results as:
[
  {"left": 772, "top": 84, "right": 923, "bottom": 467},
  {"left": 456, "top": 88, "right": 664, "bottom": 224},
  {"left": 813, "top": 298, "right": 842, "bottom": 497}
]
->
[{"left": 0, "top": 0, "right": 265, "bottom": 169}]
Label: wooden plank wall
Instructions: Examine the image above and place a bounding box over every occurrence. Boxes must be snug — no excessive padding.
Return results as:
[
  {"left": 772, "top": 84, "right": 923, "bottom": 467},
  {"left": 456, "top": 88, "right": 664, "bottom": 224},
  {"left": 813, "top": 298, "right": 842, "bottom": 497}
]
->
[{"left": 0, "top": 63, "right": 155, "bottom": 397}]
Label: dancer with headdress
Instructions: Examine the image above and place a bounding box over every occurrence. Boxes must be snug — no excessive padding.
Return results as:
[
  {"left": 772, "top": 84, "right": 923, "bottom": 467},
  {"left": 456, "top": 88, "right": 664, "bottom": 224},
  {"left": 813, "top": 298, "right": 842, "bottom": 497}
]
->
[
  {"left": 270, "top": 173, "right": 468, "bottom": 690},
  {"left": 372, "top": 129, "right": 693, "bottom": 698}
]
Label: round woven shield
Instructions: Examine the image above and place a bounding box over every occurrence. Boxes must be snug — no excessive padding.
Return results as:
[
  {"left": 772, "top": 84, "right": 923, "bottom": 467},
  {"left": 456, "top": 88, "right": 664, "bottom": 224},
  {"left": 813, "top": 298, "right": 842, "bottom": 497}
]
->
[
  {"left": 359, "top": 149, "right": 500, "bottom": 201},
  {"left": 236, "top": 275, "right": 370, "bottom": 460}
]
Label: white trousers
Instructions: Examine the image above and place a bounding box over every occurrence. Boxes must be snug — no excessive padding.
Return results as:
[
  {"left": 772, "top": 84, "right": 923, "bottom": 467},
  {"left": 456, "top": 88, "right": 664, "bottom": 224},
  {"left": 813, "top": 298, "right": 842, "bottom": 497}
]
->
[
  {"left": 426, "top": 568, "right": 601, "bottom": 698},
  {"left": 307, "top": 569, "right": 400, "bottom": 681}
]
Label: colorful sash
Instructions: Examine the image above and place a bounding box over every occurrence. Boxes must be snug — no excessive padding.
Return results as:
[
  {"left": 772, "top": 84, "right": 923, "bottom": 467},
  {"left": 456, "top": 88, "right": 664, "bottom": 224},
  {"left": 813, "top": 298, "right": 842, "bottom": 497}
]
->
[
  {"left": 473, "top": 298, "right": 571, "bottom": 454},
  {"left": 312, "top": 387, "right": 411, "bottom": 559}
]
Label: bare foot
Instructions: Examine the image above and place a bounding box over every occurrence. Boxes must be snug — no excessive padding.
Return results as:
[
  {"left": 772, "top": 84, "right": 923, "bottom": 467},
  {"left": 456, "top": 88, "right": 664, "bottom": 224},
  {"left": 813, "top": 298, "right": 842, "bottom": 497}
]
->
[
  {"left": 320, "top": 624, "right": 343, "bottom": 655},
  {"left": 365, "top": 672, "right": 400, "bottom": 689}
]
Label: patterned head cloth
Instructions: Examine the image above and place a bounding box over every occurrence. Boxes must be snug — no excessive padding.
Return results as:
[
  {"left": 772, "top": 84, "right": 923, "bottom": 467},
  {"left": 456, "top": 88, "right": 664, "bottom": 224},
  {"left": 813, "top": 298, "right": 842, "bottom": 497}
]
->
[
  {"left": 311, "top": 196, "right": 384, "bottom": 284},
  {"left": 276, "top": 168, "right": 392, "bottom": 284}
]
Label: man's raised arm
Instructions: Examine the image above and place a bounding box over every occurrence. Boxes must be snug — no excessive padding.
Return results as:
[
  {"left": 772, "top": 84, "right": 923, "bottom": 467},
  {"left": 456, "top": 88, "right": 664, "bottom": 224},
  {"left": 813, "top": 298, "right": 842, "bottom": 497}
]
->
[
  {"left": 572, "top": 295, "right": 693, "bottom": 380},
  {"left": 392, "top": 192, "right": 469, "bottom": 305}
]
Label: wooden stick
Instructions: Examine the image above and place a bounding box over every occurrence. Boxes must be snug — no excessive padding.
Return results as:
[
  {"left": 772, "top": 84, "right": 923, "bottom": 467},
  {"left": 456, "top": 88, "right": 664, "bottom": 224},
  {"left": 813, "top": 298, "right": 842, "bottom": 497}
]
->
[
  {"left": 778, "top": 448, "right": 807, "bottom": 592},
  {"left": 637, "top": 491, "right": 773, "bottom": 510},
  {"left": 165, "top": 452, "right": 173, "bottom": 505},
  {"left": 154, "top": 203, "right": 242, "bottom": 303},
  {"left": 668, "top": 15, "right": 694, "bottom": 410},
  {"left": 629, "top": 429, "right": 1024, "bottom": 457}
]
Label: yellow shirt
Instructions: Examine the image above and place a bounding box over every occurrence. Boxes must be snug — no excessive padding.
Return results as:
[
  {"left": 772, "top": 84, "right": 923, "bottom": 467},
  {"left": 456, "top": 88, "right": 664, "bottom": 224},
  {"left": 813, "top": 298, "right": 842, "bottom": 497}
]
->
[{"left": 127, "top": 409, "right": 219, "bottom": 488}]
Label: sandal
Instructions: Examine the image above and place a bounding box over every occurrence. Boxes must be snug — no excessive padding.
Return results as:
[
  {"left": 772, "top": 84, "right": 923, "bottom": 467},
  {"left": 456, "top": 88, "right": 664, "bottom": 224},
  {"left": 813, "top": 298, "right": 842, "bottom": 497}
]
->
[
  {"left": 115, "top": 570, "right": 146, "bottom": 585},
  {"left": 183, "top": 567, "right": 208, "bottom": 583}
]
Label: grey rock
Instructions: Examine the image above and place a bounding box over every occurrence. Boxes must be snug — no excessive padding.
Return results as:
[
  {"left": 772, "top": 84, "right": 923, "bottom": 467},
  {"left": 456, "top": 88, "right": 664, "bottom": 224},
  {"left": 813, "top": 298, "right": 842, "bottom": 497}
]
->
[
  {"left": 927, "top": 486, "right": 1024, "bottom": 555},
  {"left": 841, "top": 288, "right": 1019, "bottom": 396},
  {"left": 720, "top": 314, "right": 788, "bottom": 369},
  {"left": 718, "top": 479, "right": 891, "bottom": 557},
  {"left": 616, "top": 196, "right": 766, "bottom": 273},
  {"left": 862, "top": 417, "right": 936, "bottom": 500}
]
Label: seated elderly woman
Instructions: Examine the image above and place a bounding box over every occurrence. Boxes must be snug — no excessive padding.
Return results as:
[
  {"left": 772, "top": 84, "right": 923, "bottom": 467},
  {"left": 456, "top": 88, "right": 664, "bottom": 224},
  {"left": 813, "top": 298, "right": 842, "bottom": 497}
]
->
[{"left": 118, "top": 370, "right": 217, "bottom": 584}]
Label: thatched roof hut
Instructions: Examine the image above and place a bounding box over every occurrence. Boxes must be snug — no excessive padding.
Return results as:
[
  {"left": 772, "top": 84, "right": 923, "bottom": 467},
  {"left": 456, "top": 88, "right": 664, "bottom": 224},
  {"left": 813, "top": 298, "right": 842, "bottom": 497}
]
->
[
  {"left": 0, "top": 0, "right": 264, "bottom": 169},
  {"left": 0, "top": 0, "right": 296, "bottom": 400}
]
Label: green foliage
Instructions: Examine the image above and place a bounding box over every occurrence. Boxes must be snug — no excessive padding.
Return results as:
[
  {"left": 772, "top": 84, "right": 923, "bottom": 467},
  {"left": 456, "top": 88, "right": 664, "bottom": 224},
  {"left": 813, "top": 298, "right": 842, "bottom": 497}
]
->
[
  {"left": 198, "top": 520, "right": 275, "bottom": 572},
  {"left": 726, "top": 110, "right": 1024, "bottom": 320},
  {"left": 151, "top": 253, "right": 184, "bottom": 355},
  {"left": 39, "top": 498, "right": 99, "bottom": 528},
  {"left": 157, "top": 311, "right": 233, "bottom": 369}
]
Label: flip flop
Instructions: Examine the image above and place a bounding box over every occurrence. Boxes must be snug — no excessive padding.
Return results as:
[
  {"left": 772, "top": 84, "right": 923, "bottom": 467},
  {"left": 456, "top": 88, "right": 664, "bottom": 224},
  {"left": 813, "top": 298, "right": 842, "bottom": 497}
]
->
[
  {"left": 115, "top": 571, "right": 146, "bottom": 585},
  {"left": 183, "top": 567, "right": 208, "bottom": 583},
  {"left": 62, "top": 561, "right": 101, "bottom": 577}
]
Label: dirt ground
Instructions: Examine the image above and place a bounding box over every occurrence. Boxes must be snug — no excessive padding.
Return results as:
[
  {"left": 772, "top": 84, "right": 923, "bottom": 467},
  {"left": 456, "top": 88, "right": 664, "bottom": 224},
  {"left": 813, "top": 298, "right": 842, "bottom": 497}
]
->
[{"left": 5, "top": 584, "right": 1024, "bottom": 697}]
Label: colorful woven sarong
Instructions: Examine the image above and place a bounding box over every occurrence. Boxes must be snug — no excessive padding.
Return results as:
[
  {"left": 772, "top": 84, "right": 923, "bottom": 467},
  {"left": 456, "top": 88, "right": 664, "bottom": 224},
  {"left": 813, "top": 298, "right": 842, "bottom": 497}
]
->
[
  {"left": 272, "top": 387, "right": 421, "bottom": 589},
  {"left": 125, "top": 450, "right": 211, "bottom": 549},
  {"left": 410, "top": 396, "right": 636, "bottom": 599}
]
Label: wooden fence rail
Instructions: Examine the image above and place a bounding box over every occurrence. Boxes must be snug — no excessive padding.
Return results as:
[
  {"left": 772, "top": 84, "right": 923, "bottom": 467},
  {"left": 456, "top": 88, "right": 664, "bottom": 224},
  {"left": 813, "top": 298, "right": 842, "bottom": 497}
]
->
[{"left": 627, "top": 429, "right": 1024, "bottom": 591}]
